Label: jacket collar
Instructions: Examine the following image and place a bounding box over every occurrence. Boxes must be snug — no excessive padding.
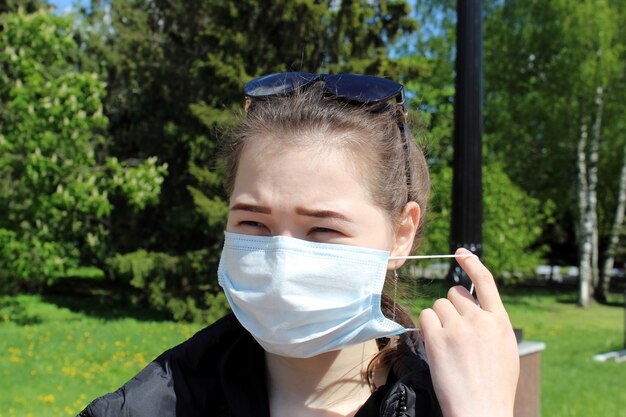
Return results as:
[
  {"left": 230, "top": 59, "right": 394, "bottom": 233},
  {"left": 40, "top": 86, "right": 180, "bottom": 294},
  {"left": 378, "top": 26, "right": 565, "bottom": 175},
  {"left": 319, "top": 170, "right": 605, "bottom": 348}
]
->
[{"left": 217, "top": 327, "right": 271, "bottom": 417}]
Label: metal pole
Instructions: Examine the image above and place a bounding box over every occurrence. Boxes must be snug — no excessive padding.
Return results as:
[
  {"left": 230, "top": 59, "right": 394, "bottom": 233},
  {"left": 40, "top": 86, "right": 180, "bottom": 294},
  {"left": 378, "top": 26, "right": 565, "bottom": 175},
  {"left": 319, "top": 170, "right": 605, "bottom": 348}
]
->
[{"left": 448, "top": 0, "right": 484, "bottom": 288}]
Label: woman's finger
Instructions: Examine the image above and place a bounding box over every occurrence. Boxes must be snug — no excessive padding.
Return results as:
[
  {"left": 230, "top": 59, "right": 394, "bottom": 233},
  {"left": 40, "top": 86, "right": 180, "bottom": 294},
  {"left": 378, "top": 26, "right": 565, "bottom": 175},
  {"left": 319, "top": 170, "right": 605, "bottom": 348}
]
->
[
  {"left": 447, "top": 285, "right": 479, "bottom": 316},
  {"left": 418, "top": 308, "right": 442, "bottom": 338},
  {"left": 455, "top": 248, "right": 506, "bottom": 314},
  {"left": 431, "top": 297, "right": 460, "bottom": 326}
]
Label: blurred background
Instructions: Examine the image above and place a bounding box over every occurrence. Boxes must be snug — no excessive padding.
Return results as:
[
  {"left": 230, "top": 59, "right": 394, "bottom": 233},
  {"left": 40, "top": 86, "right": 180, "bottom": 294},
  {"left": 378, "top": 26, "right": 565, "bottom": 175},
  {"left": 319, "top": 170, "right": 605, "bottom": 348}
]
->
[{"left": 0, "top": 1, "right": 624, "bottom": 416}]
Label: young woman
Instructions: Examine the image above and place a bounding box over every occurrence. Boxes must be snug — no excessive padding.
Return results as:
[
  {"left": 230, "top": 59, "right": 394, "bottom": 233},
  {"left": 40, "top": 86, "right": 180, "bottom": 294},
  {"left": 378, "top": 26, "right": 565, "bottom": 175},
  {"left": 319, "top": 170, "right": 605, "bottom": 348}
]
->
[{"left": 80, "top": 73, "right": 519, "bottom": 417}]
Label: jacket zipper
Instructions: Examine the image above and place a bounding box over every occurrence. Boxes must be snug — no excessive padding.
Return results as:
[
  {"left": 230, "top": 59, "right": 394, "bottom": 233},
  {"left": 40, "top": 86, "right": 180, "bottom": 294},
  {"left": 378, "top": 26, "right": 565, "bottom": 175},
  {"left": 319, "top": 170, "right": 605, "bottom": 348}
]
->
[{"left": 396, "top": 385, "right": 407, "bottom": 417}]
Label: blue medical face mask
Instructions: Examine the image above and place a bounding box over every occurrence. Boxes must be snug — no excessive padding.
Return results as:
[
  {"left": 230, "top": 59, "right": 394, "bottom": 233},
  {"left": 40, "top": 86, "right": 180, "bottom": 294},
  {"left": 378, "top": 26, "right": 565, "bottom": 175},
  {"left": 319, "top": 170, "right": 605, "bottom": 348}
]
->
[{"left": 217, "top": 231, "right": 473, "bottom": 358}]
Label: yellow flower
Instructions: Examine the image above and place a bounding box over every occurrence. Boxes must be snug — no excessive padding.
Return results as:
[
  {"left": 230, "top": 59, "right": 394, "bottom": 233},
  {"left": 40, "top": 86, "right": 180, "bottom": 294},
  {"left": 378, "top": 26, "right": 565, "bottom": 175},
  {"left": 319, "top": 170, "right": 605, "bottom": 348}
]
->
[
  {"left": 134, "top": 352, "right": 146, "bottom": 365},
  {"left": 37, "top": 394, "right": 55, "bottom": 403},
  {"left": 61, "top": 366, "right": 77, "bottom": 377}
]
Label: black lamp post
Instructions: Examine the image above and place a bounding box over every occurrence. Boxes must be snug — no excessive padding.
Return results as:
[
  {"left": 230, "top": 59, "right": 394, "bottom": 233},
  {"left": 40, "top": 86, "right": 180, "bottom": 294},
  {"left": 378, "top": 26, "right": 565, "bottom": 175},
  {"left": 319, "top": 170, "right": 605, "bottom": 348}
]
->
[{"left": 448, "top": 0, "right": 483, "bottom": 288}]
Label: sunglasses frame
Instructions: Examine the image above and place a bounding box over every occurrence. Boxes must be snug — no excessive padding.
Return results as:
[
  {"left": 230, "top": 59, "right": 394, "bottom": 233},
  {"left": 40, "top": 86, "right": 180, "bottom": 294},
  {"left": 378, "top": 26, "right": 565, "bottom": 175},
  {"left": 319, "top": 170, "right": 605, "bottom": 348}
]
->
[{"left": 243, "top": 72, "right": 409, "bottom": 131}]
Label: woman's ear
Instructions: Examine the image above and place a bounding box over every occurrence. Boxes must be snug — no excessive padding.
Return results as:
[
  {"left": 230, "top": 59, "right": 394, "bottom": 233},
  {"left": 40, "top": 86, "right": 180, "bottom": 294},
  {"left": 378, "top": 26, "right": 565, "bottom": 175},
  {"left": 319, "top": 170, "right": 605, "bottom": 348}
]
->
[{"left": 388, "top": 202, "right": 420, "bottom": 270}]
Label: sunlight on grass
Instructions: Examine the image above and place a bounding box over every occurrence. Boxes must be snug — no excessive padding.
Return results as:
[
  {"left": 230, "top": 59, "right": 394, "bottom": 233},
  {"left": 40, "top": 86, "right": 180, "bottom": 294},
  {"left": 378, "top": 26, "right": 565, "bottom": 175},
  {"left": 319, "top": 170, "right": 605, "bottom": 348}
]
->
[{"left": 503, "top": 290, "right": 626, "bottom": 417}]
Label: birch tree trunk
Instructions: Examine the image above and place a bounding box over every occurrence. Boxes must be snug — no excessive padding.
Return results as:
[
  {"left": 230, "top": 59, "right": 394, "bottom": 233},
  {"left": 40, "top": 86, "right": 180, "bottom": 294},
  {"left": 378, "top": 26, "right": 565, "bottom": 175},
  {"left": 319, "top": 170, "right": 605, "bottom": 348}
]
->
[
  {"left": 599, "top": 142, "right": 626, "bottom": 301},
  {"left": 589, "top": 86, "right": 603, "bottom": 295},
  {"left": 577, "top": 119, "right": 593, "bottom": 307}
]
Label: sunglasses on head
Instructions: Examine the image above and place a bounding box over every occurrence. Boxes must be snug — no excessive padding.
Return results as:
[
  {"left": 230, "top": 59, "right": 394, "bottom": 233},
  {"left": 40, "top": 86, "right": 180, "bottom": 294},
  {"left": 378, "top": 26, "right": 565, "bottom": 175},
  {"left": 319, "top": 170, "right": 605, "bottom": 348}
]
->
[{"left": 243, "top": 72, "right": 409, "bottom": 134}]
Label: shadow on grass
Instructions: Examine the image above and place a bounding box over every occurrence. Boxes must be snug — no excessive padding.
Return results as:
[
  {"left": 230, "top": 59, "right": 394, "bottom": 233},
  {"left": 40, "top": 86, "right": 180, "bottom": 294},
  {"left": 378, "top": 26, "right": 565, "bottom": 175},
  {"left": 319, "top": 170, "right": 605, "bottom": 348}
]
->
[
  {"left": 41, "top": 277, "right": 170, "bottom": 322},
  {"left": 412, "top": 278, "right": 582, "bottom": 304},
  {"left": 553, "top": 293, "right": 625, "bottom": 308},
  {"left": 596, "top": 343, "right": 626, "bottom": 355},
  {"left": 601, "top": 300, "right": 626, "bottom": 308},
  {"left": 503, "top": 281, "right": 626, "bottom": 308}
]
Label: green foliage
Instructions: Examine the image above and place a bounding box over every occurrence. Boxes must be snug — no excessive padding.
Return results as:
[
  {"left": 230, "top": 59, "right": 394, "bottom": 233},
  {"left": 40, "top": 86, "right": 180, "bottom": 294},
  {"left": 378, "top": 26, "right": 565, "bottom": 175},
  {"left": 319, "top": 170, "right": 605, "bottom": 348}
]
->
[
  {"left": 484, "top": 0, "right": 626, "bottom": 259},
  {"left": 76, "top": 0, "right": 422, "bottom": 256},
  {"left": 107, "top": 249, "right": 229, "bottom": 323},
  {"left": 423, "top": 162, "right": 551, "bottom": 281},
  {"left": 398, "top": 3, "right": 550, "bottom": 276},
  {"left": 0, "top": 0, "right": 47, "bottom": 14},
  {"left": 482, "top": 163, "right": 553, "bottom": 279},
  {"left": 0, "top": 10, "right": 167, "bottom": 291},
  {"left": 412, "top": 0, "right": 626, "bottom": 273}
]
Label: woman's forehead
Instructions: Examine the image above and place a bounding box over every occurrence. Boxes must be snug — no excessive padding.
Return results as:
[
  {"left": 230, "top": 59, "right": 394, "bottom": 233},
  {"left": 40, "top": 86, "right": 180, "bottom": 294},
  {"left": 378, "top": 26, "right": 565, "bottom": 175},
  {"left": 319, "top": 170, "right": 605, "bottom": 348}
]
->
[{"left": 231, "top": 136, "right": 374, "bottom": 207}]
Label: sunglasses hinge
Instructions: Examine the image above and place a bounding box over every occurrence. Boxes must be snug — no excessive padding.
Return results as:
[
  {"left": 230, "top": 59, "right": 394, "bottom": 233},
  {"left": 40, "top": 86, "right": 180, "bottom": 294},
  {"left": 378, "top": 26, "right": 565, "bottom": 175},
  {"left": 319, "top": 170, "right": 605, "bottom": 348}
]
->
[{"left": 395, "top": 102, "right": 409, "bottom": 124}]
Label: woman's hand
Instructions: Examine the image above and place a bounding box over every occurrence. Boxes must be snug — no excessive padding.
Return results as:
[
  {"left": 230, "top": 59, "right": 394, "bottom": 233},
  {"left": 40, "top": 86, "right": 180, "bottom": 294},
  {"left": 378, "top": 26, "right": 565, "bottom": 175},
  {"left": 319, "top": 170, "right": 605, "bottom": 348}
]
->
[{"left": 418, "top": 248, "right": 519, "bottom": 417}]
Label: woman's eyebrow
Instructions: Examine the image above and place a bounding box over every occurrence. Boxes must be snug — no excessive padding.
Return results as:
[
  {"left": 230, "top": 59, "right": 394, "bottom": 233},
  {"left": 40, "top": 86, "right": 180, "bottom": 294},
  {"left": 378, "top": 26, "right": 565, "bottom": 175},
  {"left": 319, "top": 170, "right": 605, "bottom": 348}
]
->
[
  {"left": 230, "top": 203, "right": 271, "bottom": 214},
  {"left": 296, "top": 207, "right": 352, "bottom": 222}
]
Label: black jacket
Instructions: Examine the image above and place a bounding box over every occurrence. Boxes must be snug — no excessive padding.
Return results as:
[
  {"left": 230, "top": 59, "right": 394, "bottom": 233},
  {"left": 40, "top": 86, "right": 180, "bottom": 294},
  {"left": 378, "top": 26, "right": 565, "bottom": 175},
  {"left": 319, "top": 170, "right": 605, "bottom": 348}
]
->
[{"left": 79, "top": 314, "right": 441, "bottom": 417}]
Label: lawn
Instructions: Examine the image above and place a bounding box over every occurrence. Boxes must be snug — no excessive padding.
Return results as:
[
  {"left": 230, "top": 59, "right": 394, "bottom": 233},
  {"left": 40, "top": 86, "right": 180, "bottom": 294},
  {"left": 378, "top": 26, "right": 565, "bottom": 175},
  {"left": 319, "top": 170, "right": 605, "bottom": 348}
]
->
[
  {"left": 503, "top": 289, "right": 626, "bottom": 417},
  {"left": 1, "top": 283, "right": 625, "bottom": 417},
  {"left": 0, "top": 293, "right": 204, "bottom": 417}
]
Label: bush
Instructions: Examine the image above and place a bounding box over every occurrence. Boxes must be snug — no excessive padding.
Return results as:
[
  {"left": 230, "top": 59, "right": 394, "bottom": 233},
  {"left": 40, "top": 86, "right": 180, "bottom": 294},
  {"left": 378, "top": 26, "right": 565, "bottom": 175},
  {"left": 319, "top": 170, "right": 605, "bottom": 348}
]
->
[
  {"left": 423, "top": 161, "right": 552, "bottom": 282},
  {"left": 107, "top": 250, "right": 230, "bottom": 323},
  {"left": 0, "top": 10, "right": 166, "bottom": 291}
]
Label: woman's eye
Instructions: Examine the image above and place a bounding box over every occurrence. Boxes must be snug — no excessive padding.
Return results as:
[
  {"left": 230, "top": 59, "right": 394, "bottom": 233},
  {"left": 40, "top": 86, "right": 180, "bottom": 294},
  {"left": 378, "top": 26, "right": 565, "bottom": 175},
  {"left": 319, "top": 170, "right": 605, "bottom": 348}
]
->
[
  {"left": 309, "top": 227, "right": 340, "bottom": 235},
  {"left": 239, "top": 221, "right": 268, "bottom": 230}
]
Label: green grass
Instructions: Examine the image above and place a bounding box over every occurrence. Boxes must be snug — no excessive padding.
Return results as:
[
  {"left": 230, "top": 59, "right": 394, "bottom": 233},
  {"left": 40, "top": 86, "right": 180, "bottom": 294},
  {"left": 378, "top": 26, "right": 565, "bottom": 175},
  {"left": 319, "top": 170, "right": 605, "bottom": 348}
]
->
[
  {"left": 0, "top": 294, "right": 204, "bottom": 417},
  {"left": 1, "top": 284, "right": 625, "bottom": 417},
  {"left": 502, "top": 289, "right": 626, "bottom": 417},
  {"left": 61, "top": 267, "right": 105, "bottom": 281}
]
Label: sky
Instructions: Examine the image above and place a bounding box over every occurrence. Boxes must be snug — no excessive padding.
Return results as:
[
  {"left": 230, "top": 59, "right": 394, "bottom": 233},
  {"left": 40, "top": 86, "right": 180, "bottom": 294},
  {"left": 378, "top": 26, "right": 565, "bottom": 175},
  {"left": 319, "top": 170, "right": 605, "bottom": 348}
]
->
[{"left": 48, "top": 0, "right": 89, "bottom": 14}]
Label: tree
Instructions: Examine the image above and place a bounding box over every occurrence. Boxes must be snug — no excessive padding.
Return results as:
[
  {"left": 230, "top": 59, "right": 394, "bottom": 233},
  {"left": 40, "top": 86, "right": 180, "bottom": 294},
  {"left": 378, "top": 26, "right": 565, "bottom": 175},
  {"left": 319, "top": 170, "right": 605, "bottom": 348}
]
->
[
  {"left": 601, "top": 143, "right": 626, "bottom": 298},
  {"left": 0, "top": 0, "right": 47, "bottom": 14},
  {"left": 76, "top": 0, "right": 420, "bottom": 256},
  {"left": 483, "top": 0, "right": 624, "bottom": 306},
  {"left": 75, "top": 0, "right": 424, "bottom": 320},
  {"left": 423, "top": 162, "right": 549, "bottom": 280},
  {"left": 0, "top": 10, "right": 166, "bottom": 291},
  {"left": 408, "top": 0, "right": 550, "bottom": 280},
  {"left": 595, "top": 0, "right": 626, "bottom": 302}
]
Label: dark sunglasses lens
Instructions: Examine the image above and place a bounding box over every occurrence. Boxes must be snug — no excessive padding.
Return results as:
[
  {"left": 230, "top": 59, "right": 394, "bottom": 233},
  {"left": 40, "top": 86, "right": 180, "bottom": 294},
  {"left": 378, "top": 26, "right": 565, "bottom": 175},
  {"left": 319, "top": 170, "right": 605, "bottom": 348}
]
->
[
  {"left": 325, "top": 74, "right": 403, "bottom": 103},
  {"left": 244, "top": 72, "right": 318, "bottom": 97}
]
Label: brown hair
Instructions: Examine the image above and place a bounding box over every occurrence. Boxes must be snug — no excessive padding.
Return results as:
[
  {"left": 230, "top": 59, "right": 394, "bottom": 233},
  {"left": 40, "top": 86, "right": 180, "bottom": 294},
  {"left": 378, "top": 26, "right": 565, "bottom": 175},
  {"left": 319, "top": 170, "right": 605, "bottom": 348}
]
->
[{"left": 221, "top": 83, "right": 431, "bottom": 388}]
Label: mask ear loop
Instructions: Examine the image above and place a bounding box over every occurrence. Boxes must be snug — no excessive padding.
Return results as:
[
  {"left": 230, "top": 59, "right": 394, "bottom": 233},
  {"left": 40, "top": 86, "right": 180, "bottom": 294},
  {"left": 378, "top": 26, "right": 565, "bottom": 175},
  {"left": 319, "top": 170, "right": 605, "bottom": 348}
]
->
[{"left": 392, "top": 270, "right": 399, "bottom": 322}]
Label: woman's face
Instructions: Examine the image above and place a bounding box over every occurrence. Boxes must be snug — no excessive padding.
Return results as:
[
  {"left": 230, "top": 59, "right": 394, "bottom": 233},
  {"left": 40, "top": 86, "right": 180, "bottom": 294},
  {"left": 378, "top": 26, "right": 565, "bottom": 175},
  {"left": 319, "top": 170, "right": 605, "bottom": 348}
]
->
[{"left": 227, "top": 135, "right": 396, "bottom": 252}]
